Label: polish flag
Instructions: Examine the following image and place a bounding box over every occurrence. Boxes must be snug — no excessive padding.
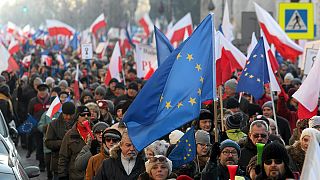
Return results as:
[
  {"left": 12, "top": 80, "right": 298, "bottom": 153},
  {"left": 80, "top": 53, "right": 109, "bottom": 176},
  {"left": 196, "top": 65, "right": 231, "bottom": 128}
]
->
[
  {"left": 0, "top": 43, "right": 10, "bottom": 73},
  {"left": 119, "top": 29, "right": 131, "bottom": 55},
  {"left": 95, "top": 42, "right": 108, "bottom": 59},
  {"left": 215, "top": 31, "right": 246, "bottom": 86},
  {"left": 46, "top": 96, "right": 62, "bottom": 119},
  {"left": 166, "top": 13, "right": 193, "bottom": 44},
  {"left": 74, "top": 64, "right": 80, "bottom": 101},
  {"left": 90, "top": 13, "right": 107, "bottom": 35},
  {"left": 7, "top": 22, "right": 17, "bottom": 34},
  {"left": 183, "top": 28, "right": 189, "bottom": 41},
  {"left": 8, "top": 39, "right": 19, "bottom": 55},
  {"left": 6, "top": 57, "right": 19, "bottom": 73},
  {"left": 292, "top": 50, "right": 320, "bottom": 119},
  {"left": 41, "top": 54, "right": 52, "bottom": 66},
  {"left": 221, "top": 0, "right": 234, "bottom": 42},
  {"left": 254, "top": 3, "right": 303, "bottom": 62},
  {"left": 138, "top": 13, "right": 154, "bottom": 37},
  {"left": 22, "top": 55, "right": 32, "bottom": 68},
  {"left": 46, "top": 20, "right": 75, "bottom": 36},
  {"left": 261, "top": 31, "right": 279, "bottom": 73},
  {"left": 247, "top": 32, "right": 257, "bottom": 58},
  {"left": 104, "top": 42, "right": 122, "bottom": 85},
  {"left": 56, "top": 54, "right": 65, "bottom": 66}
]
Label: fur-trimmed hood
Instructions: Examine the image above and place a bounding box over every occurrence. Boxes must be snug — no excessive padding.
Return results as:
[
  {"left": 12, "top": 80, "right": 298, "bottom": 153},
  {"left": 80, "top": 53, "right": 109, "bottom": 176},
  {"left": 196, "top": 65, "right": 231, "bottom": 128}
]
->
[
  {"left": 287, "top": 141, "right": 305, "bottom": 173},
  {"left": 109, "top": 143, "right": 121, "bottom": 159}
]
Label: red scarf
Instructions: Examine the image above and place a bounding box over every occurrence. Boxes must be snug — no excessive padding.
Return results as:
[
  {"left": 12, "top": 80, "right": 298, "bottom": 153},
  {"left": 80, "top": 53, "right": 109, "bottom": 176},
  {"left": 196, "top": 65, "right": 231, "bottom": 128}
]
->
[{"left": 77, "top": 123, "right": 89, "bottom": 142}]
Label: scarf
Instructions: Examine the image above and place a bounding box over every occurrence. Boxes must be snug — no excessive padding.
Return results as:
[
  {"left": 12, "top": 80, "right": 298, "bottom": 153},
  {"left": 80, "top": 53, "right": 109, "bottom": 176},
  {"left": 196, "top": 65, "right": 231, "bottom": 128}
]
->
[{"left": 77, "top": 123, "right": 89, "bottom": 142}]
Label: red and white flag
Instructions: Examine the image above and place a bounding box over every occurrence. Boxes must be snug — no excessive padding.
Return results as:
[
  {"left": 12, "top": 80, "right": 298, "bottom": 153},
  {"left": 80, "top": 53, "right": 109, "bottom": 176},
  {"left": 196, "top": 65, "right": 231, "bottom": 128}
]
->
[
  {"left": 0, "top": 43, "right": 10, "bottom": 73},
  {"left": 90, "top": 13, "right": 107, "bottom": 35},
  {"left": 221, "top": 0, "right": 234, "bottom": 42},
  {"left": 22, "top": 55, "right": 32, "bottom": 68},
  {"left": 292, "top": 50, "right": 320, "bottom": 119},
  {"left": 95, "top": 42, "right": 108, "bottom": 59},
  {"left": 46, "top": 19, "right": 75, "bottom": 36},
  {"left": 254, "top": 3, "right": 303, "bottom": 62},
  {"left": 8, "top": 39, "right": 19, "bottom": 55},
  {"left": 46, "top": 96, "right": 62, "bottom": 119},
  {"left": 135, "top": 44, "right": 157, "bottom": 80},
  {"left": 74, "top": 64, "right": 80, "bottom": 101},
  {"left": 166, "top": 13, "right": 193, "bottom": 44},
  {"left": 41, "top": 54, "right": 52, "bottom": 66},
  {"left": 215, "top": 31, "right": 246, "bottom": 86},
  {"left": 138, "top": 13, "right": 154, "bottom": 37},
  {"left": 261, "top": 30, "right": 279, "bottom": 73},
  {"left": 247, "top": 32, "right": 257, "bottom": 58},
  {"left": 7, "top": 22, "right": 17, "bottom": 34},
  {"left": 104, "top": 42, "right": 122, "bottom": 85},
  {"left": 119, "top": 28, "right": 132, "bottom": 56}
]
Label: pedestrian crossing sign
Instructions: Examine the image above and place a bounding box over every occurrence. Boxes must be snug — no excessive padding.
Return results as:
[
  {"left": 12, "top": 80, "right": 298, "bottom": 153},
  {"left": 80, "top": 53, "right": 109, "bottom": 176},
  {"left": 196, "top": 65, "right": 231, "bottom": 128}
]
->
[{"left": 279, "top": 3, "right": 314, "bottom": 39}]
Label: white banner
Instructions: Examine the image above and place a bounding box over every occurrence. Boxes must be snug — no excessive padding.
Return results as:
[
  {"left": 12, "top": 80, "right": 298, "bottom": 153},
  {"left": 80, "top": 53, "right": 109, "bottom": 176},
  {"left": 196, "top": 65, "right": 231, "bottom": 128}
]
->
[{"left": 135, "top": 44, "right": 157, "bottom": 79}]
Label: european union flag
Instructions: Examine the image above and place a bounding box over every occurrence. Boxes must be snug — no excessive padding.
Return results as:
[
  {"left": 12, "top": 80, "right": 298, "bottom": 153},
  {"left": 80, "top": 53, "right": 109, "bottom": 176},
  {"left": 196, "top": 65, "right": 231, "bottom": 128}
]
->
[
  {"left": 123, "top": 14, "right": 216, "bottom": 151},
  {"left": 17, "top": 114, "right": 38, "bottom": 134},
  {"left": 154, "top": 26, "right": 174, "bottom": 66},
  {"left": 236, "top": 37, "right": 270, "bottom": 100},
  {"left": 168, "top": 126, "right": 196, "bottom": 168},
  {"left": 70, "top": 32, "right": 79, "bottom": 51}
]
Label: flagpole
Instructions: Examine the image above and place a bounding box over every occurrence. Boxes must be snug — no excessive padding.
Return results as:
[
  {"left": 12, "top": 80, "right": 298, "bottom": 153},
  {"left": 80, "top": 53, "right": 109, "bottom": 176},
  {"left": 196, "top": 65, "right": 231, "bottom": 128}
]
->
[
  {"left": 219, "top": 86, "right": 225, "bottom": 132},
  {"left": 270, "top": 90, "right": 279, "bottom": 135}
]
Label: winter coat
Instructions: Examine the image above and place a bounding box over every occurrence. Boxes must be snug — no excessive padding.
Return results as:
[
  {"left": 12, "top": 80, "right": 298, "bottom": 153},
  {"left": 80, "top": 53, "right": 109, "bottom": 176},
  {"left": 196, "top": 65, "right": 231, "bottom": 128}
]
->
[
  {"left": 58, "top": 123, "right": 86, "bottom": 180},
  {"left": 17, "top": 83, "right": 37, "bottom": 123},
  {"left": 28, "top": 95, "right": 50, "bottom": 121},
  {"left": 94, "top": 144, "right": 145, "bottom": 180},
  {"left": 277, "top": 96, "right": 298, "bottom": 132},
  {"left": 201, "top": 161, "right": 247, "bottom": 180},
  {"left": 74, "top": 138, "right": 94, "bottom": 172},
  {"left": 287, "top": 141, "right": 305, "bottom": 173},
  {"left": 0, "top": 93, "right": 15, "bottom": 125},
  {"left": 45, "top": 114, "right": 73, "bottom": 173},
  {"left": 272, "top": 115, "right": 291, "bottom": 145},
  {"left": 85, "top": 146, "right": 110, "bottom": 180}
]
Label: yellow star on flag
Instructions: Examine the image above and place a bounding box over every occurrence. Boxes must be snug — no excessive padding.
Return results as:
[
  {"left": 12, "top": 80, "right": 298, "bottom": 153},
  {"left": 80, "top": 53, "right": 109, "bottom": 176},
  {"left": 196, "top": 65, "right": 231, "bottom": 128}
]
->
[
  {"left": 165, "top": 101, "right": 172, "bottom": 109},
  {"left": 177, "top": 101, "right": 183, "bottom": 108},
  {"left": 187, "top": 54, "right": 193, "bottom": 61},
  {"left": 200, "top": 76, "right": 204, "bottom": 83},
  {"left": 195, "top": 64, "right": 202, "bottom": 71},
  {"left": 197, "top": 88, "right": 201, "bottom": 95},
  {"left": 249, "top": 75, "right": 254, "bottom": 79},
  {"left": 176, "top": 52, "right": 182, "bottom": 60},
  {"left": 188, "top": 97, "right": 196, "bottom": 106}
]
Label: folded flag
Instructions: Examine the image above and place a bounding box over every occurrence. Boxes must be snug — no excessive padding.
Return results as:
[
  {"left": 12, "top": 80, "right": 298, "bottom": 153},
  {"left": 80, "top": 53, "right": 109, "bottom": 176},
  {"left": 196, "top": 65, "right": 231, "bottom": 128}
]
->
[{"left": 17, "top": 114, "right": 38, "bottom": 134}]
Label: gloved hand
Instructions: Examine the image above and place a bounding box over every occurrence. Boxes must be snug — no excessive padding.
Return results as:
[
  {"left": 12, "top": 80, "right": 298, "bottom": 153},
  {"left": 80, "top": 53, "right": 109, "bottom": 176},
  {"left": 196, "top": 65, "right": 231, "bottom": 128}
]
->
[
  {"left": 90, "top": 139, "right": 100, "bottom": 156},
  {"left": 210, "top": 142, "right": 220, "bottom": 162}
]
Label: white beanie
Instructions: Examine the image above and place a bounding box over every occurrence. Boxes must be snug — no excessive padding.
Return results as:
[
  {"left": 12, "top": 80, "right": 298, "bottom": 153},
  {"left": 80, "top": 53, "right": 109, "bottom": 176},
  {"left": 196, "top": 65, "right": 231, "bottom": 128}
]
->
[
  {"left": 309, "top": 116, "right": 320, "bottom": 128},
  {"left": 300, "top": 128, "right": 319, "bottom": 142},
  {"left": 284, "top": 73, "right": 294, "bottom": 81},
  {"left": 169, "top": 130, "right": 184, "bottom": 145},
  {"left": 145, "top": 155, "right": 172, "bottom": 176}
]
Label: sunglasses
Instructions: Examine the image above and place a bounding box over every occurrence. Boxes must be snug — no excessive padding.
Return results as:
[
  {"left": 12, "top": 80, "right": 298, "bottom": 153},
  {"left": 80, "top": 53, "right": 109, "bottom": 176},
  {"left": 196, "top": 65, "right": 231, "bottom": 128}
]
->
[
  {"left": 105, "top": 138, "right": 120, "bottom": 143},
  {"left": 252, "top": 133, "right": 267, "bottom": 138},
  {"left": 150, "top": 156, "right": 167, "bottom": 163},
  {"left": 79, "top": 113, "right": 91, "bottom": 117},
  {"left": 264, "top": 159, "right": 283, "bottom": 165},
  {"left": 95, "top": 131, "right": 103, "bottom": 134}
]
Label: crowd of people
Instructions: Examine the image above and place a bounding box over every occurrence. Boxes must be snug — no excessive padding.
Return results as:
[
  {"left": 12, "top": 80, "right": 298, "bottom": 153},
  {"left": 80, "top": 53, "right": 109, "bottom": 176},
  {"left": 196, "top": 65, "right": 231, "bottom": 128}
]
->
[{"left": 0, "top": 28, "right": 319, "bottom": 180}]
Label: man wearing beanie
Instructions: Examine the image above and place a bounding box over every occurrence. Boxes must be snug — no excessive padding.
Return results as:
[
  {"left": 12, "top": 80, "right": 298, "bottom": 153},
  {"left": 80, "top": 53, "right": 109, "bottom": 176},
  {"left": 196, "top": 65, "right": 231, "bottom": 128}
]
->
[
  {"left": 45, "top": 102, "right": 76, "bottom": 180},
  {"left": 262, "top": 101, "right": 291, "bottom": 145},
  {"left": 194, "top": 109, "right": 213, "bottom": 133},
  {"left": 309, "top": 116, "right": 320, "bottom": 131},
  {"left": 224, "top": 113, "right": 247, "bottom": 142},
  {"left": 256, "top": 142, "right": 294, "bottom": 180},
  {"left": 223, "top": 79, "right": 238, "bottom": 100},
  {"left": 201, "top": 139, "right": 247, "bottom": 180}
]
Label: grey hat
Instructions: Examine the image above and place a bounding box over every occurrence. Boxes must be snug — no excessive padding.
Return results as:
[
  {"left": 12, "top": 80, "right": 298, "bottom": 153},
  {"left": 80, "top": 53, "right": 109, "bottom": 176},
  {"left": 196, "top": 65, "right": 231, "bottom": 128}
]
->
[
  {"left": 262, "top": 101, "right": 272, "bottom": 109},
  {"left": 95, "top": 85, "right": 107, "bottom": 97},
  {"left": 195, "top": 130, "right": 211, "bottom": 145},
  {"left": 92, "top": 122, "right": 109, "bottom": 133},
  {"left": 58, "top": 80, "right": 69, "bottom": 88}
]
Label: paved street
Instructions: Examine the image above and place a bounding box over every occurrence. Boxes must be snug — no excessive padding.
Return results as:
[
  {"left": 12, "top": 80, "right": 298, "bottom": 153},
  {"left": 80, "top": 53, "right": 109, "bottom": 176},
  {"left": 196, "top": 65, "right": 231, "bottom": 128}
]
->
[{"left": 17, "top": 145, "right": 47, "bottom": 180}]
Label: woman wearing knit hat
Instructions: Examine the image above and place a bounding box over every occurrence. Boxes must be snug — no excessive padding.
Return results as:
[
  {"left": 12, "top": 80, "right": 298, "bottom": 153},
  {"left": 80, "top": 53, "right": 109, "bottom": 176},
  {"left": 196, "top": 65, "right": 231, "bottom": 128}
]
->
[
  {"left": 138, "top": 155, "right": 173, "bottom": 180},
  {"left": 287, "top": 128, "right": 320, "bottom": 173}
]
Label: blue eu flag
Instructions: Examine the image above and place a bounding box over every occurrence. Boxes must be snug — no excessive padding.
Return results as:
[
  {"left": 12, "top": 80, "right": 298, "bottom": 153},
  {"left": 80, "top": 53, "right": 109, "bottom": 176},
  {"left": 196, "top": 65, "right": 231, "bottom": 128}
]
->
[
  {"left": 154, "top": 26, "right": 174, "bottom": 66},
  {"left": 123, "top": 14, "right": 216, "bottom": 151},
  {"left": 168, "top": 126, "right": 196, "bottom": 168},
  {"left": 17, "top": 114, "right": 38, "bottom": 134},
  {"left": 70, "top": 32, "right": 79, "bottom": 51},
  {"left": 236, "top": 37, "right": 270, "bottom": 100}
]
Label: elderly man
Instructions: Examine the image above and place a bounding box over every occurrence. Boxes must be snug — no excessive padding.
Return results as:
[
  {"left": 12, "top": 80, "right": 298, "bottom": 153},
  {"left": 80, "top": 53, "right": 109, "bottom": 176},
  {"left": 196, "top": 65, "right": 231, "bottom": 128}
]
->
[
  {"left": 201, "top": 139, "right": 247, "bottom": 180},
  {"left": 256, "top": 142, "right": 295, "bottom": 179},
  {"left": 94, "top": 129, "right": 145, "bottom": 180},
  {"left": 239, "top": 120, "right": 271, "bottom": 170}
]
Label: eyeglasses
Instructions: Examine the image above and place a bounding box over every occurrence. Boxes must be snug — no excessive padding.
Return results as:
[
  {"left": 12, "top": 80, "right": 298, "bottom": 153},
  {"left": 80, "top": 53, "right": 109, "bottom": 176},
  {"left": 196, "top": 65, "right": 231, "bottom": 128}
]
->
[
  {"left": 197, "top": 143, "right": 212, "bottom": 148},
  {"left": 264, "top": 159, "right": 283, "bottom": 165},
  {"left": 105, "top": 138, "right": 120, "bottom": 143},
  {"left": 150, "top": 156, "right": 167, "bottom": 163},
  {"left": 252, "top": 133, "right": 267, "bottom": 138},
  {"left": 79, "top": 113, "right": 91, "bottom": 117},
  {"left": 95, "top": 131, "right": 103, "bottom": 134},
  {"left": 221, "top": 150, "right": 238, "bottom": 156}
]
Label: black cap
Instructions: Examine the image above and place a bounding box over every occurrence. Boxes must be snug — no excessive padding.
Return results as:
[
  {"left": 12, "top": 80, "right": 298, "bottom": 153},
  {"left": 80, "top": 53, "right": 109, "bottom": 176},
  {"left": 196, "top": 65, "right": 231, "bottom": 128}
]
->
[
  {"left": 62, "top": 102, "right": 76, "bottom": 115},
  {"left": 109, "top": 78, "right": 119, "bottom": 85},
  {"left": 77, "top": 105, "right": 90, "bottom": 114},
  {"left": 102, "top": 128, "right": 122, "bottom": 142},
  {"left": 37, "top": 83, "right": 50, "bottom": 91},
  {"left": 128, "top": 82, "right": 138, "bottom": 91},
  {"left": 115, "top": 83, "right": 125, "bottom": 90}
]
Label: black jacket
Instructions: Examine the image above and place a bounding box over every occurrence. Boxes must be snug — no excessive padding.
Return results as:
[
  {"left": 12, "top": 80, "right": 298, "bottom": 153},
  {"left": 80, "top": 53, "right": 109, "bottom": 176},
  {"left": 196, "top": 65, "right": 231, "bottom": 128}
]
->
[
  {"left": 94, "top": 145, "right": 145, "bottom": 180},
  {"left": 201, "top": 161, "right": 247, "bottom": 180}
]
